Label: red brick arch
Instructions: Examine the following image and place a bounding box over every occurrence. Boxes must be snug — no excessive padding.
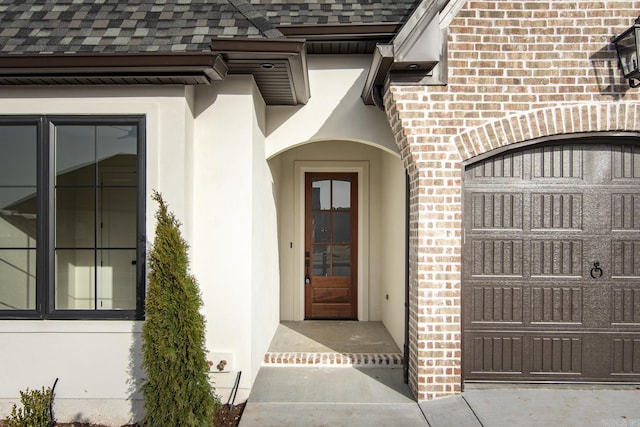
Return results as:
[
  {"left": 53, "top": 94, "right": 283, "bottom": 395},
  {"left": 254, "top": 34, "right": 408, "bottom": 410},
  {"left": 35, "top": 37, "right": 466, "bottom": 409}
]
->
[{"left": 452, "top": 102, "right": 640, "bottom": 161}]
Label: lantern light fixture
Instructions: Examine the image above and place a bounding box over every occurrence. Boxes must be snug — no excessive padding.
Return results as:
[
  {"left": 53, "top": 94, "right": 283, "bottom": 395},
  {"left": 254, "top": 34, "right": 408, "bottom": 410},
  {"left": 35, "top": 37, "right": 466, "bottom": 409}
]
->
[{"left": 613, "top": 16, "right": 640, "bottom": 88}]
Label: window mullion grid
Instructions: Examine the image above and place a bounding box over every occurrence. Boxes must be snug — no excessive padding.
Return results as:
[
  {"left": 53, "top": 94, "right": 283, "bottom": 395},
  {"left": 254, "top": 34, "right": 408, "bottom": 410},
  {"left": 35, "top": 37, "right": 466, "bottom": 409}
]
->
[
  {"left": 43, "top": 119, "right": 54, "bottom": 317},
  {"left": 0, "top": 116, "right": 145, "bottom": 320},
  {"left": 94, "top": 126, "right": 98, "bottom": 312}
]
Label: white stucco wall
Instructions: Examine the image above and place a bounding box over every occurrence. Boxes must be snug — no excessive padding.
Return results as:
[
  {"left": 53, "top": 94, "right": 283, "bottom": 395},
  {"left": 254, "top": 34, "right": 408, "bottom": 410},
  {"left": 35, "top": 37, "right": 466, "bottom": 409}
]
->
[
  {"left": 0, "top": 55, "right": 405, "bottom": 424},
  {"left": 191, "top": 76, "right": 279, "bottom": 403},
  {"left": 0, "top": 86, "right": 192, "bottom": 425},
  {"left": 0, "top": 80, "right": 280, "bottom": 422},
  {"left": 380, "top": 153, "right": 407, "bottom": 349},
  {"left": 265, "top": 55, "right": 397, "bottom": 159}
]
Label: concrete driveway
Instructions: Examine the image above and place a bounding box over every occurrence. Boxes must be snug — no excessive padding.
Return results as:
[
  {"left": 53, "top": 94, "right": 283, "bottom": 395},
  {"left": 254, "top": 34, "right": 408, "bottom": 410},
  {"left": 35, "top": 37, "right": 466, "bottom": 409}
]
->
[
  {"left": 239, "top": 366, "right": 640, "bottom": 427},
  {"left": 421, "top": 386, "right": 640, "bottom": 427}
]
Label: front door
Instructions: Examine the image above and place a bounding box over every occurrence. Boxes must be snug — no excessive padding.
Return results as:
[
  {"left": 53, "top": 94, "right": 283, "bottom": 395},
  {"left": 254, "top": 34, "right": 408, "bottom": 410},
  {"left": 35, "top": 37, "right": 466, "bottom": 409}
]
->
[{"left": 305, "top": 173, "right": 357, "bottom": 319}]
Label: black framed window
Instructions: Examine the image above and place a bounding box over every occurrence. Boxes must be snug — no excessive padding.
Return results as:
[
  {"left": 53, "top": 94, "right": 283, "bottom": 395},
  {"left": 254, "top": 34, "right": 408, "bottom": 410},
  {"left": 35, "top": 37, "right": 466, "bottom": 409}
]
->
[{"left": 0, "top": 116, "right": 145, "bottom": 320}]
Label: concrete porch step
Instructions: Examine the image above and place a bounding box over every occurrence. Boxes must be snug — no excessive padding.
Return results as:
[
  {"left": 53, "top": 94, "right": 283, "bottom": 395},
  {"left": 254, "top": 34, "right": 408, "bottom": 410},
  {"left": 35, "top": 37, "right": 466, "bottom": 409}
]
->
[{"left": 263, "top": 352, "right": 403, "bottom": 367}]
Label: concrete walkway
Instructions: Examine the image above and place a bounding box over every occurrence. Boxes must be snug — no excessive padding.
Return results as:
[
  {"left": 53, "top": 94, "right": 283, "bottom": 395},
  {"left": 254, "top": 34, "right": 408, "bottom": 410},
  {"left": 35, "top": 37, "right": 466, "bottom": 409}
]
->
[
  {"left": 240, "top": 370, "right": 640, "bottom": 427},
  {"left": 239, "top": 323, "right": 640, "bottom": 426},
  {"left": 239, "top": 366, "right": 426, "bottom": 427}
]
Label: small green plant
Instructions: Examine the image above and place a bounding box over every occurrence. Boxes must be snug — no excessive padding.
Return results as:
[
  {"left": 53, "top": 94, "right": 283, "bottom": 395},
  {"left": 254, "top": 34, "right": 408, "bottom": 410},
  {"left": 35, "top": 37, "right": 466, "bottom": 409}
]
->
[{"left": 6, "top": 381, "right": 56, "bottom": 427}]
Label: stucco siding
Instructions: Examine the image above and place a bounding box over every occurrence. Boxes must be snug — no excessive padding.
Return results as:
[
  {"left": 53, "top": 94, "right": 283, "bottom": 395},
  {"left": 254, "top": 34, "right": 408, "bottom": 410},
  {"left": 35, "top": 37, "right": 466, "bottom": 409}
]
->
[
  {"left": 0, "top": 86, "right": 192, "bottom": 424},
  {"left": 265, "top": 55, "right": 398, "bottom": 159},
  {"left": 192, "top": 76, "right": 278, "bottom": 402}
]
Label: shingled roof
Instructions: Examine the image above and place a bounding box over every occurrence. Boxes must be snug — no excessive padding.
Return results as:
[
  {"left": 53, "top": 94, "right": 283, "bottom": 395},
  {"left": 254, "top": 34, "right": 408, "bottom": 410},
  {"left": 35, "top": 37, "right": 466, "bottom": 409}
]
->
[
  {"left": 0, "top": 0, "right": 417, "bottom": 55},
  {"left": 0, "top": 0, "right": 436, "bottom": 106},
  {"left": 253, "top": 0, "right": 418, "bottom": 26}
]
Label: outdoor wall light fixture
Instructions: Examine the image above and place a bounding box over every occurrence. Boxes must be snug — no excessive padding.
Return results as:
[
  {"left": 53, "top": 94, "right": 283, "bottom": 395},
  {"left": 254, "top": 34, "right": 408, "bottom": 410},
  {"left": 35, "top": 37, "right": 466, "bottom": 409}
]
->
[{"left": 613, "top": 16, "right": 640, "bottom": 88}]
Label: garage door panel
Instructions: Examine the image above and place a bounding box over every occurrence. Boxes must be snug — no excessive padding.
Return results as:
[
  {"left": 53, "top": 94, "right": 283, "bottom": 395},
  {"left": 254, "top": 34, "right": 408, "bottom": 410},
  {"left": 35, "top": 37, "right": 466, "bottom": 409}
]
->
[
  {"left": 471, "top": 286, "right": 524, "bottom": 323},
  {"left": 612, "top": 241, "right": 640, "bottom": 277},
  {"left": 531, "top": 286, "right": 583, "bottom": 324},
  {"left": 469, "top": 151, "right": 524, "bottom": 180},
  {"left": 532, "top": 145, "right": 583, "bottom": 179},
  {"left": 530, "top": 239, "right": 582, "bottom": 277},
  {"left": 612, "top": 144, "right": 640, "bottom": 179},
  {"left": 531, "top": 336, "right": 583, "bottom": 375},
  {"left": 464, "top": 141, "right": 640, "bottom": 383},
  {"left": 472, "top": 193, "right": 523, "bottom": 229},
  {"left": 612, "top": 337, "right": 640, "bottom": 375},
  {"left": 468, "top": 335, "right": 524, "bottom": 375},
  {"left": 472, "top": 239, "right": 524, "bottom": 276},
  {"left": 531, "top": 193, "right": 583, "bottom": 230},
  {"left": 611, "top": 287, "right": 640, "bottom": 324},
  {"left": 611, "top": 194, "right": 640, "bottom": 230}
]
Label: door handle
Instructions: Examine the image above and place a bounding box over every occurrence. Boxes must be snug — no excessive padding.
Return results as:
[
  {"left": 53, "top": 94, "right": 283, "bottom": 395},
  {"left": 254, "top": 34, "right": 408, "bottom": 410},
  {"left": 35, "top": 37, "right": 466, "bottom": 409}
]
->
[{"left": 590, "top": 261, "right": 603, "bottom": 279}]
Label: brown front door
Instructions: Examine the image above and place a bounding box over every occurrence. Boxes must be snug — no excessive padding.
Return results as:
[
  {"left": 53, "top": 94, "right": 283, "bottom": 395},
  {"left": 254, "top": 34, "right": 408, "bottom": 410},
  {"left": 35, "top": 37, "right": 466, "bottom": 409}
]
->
[
  {"left": 305, "top": 172, "right": 358, "bottom": 319},
  {"left": 462, "top": 140, "right": 640, "bottom": 382}
]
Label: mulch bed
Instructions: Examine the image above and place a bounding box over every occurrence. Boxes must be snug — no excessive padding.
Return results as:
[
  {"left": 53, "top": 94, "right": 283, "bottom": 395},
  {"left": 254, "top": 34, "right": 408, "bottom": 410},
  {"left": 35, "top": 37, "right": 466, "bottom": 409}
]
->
[{"left": 0, "top": 401, "right": 246, "bottom": 427}]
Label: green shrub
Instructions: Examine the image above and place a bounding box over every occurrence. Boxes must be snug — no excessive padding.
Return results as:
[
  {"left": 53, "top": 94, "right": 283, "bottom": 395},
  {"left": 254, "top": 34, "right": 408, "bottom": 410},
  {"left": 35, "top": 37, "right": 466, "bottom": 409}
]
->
[
  {"left": 6, "top": 383, "right": 55, "bottom": 427},
  {"left": 141, "top": 191, "right": 219, "bottom": 427}
]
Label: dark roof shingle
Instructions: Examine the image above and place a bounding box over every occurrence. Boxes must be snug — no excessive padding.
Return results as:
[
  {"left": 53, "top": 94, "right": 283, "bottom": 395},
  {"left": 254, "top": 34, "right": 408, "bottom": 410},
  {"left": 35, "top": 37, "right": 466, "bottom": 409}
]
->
[
  {"left": 252, "top": 0, "right": 419, "bottom": 26},
  {"left": 0, "top": 0, "right": 418, "bottom": 55},
  {"left": 0, "top": 0, "right": 273, "bottom": 55}
]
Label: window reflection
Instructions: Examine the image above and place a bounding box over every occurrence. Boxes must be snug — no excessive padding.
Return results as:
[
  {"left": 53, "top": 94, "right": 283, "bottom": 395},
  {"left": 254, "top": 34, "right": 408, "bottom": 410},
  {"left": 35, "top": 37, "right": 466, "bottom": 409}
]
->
[
  {"left": 332, "top": 180, "right": 350, "bottom": 209},
  {"left": 332, "top": 245, "right": 350, "bottom": 276},
  {"left": 310, "top": 176, "right": 353, "bottom": 278},
  {"left": 313, "top": 245, "right": 330, "bottom": 276},
  {"left": 312, "top": 180, "right": 331, "bottom": 210},
  {"left": 0, "top": 125, "right": 37, "bottom": 310},
  {"left": 55, "top": 124, "right": 138, "bottom": 310}
]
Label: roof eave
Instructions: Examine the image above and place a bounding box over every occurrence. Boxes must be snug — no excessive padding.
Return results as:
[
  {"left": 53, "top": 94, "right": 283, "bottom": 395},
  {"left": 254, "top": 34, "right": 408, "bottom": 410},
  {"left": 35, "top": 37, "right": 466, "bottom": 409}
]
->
[
  {"left": 0, "top": 52, "right": 228, "bottom": 85},
  {"left": 211, "top": 37, "right": 310, "bottom": 105},
  {"left": 361, "top": 0, "right": 450, "bottom": 107}
]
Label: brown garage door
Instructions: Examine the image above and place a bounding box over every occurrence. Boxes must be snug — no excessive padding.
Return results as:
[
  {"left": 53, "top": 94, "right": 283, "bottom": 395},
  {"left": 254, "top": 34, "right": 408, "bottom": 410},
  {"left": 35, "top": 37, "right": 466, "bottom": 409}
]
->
[{"left": 463, "top": 140, "right": 640, "bottom": 382}]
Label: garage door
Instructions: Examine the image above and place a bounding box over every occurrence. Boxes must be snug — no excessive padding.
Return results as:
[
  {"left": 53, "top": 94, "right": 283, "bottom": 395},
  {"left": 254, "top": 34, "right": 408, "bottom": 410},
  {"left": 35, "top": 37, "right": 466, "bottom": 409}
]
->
[{"left": 463, "top": 141, "right": 640, "bottom": 382}]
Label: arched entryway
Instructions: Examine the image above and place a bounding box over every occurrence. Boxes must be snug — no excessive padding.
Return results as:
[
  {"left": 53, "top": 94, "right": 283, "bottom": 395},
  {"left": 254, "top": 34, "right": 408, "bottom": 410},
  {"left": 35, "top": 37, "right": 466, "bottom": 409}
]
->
[{"left": 269, "top": 139, "right": 407, "bottom": 349}]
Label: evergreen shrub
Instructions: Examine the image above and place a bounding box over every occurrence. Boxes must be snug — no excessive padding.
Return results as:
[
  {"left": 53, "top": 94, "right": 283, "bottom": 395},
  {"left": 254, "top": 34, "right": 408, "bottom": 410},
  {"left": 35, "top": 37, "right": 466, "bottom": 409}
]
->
[{"left": 141, "top": 191, "right": 219, "bottom": 426}]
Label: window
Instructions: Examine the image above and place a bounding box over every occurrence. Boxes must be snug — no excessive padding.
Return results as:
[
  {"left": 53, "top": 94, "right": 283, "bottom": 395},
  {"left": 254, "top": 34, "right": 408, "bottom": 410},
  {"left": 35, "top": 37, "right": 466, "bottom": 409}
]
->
[{"left": 0, "top": 116, "right": 145, "bottom": 319}]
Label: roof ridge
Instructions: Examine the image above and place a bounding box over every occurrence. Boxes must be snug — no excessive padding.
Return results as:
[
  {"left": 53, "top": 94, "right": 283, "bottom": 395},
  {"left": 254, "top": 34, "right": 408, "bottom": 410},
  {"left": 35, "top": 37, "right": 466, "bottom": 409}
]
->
[{"left": 227, "top": 0, "right": 283, "bottom": 39}]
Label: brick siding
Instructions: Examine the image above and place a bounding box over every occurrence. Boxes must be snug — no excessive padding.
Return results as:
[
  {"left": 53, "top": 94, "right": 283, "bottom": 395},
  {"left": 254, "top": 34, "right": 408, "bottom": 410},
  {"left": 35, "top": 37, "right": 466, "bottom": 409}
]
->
[{"left": 385, "top": 0, "right": 640, "bottom": 400}]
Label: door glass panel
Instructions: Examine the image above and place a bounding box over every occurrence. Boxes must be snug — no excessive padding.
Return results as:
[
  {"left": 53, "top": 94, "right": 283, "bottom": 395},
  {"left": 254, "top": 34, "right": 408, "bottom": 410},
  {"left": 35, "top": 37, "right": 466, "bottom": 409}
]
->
[
  {"left": 0, "top": 249, "right": 36, "bottom": 310},
  {"left": 312, "top": 180, "right": 331, "bottom": 210},
  {"left": 313, "top": 245, "right": 330, "bottom": 276},
  {"left": 313, "top": 212, "right": 330, "bottom": 243},
  {"left": 332, "top": 180, "right": 351, "bottom": 209},
  {"left": 332, "top": 211, "right": 350, "bottom": 243},
  {"left": 55, "top": 249, "right": 96, "bottom": 309},
  {"left": 333, "top": 245, "right": 350, "bottom": 276}
]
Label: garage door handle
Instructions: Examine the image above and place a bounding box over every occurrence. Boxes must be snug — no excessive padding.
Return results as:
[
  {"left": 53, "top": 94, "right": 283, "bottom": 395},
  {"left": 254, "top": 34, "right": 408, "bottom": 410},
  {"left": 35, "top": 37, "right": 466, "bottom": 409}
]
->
[{"left": 590, "top": 261, "right": 603, "bottom": 279}]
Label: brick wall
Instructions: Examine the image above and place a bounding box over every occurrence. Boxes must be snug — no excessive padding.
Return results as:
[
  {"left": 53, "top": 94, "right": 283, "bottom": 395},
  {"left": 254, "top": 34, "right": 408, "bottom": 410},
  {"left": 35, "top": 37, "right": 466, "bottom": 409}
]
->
[{"left": 385, "top": 0, "right": 640, "bottom": 400}]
